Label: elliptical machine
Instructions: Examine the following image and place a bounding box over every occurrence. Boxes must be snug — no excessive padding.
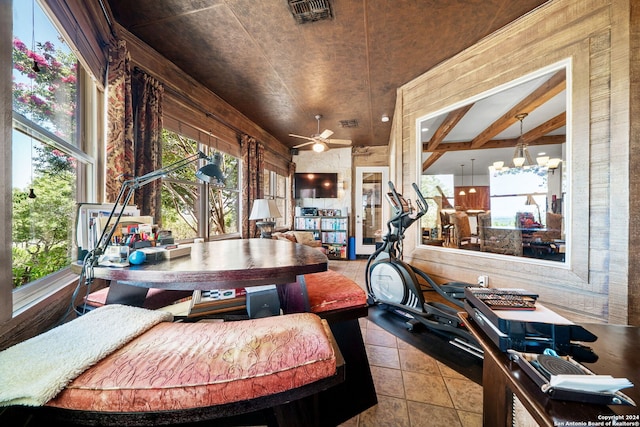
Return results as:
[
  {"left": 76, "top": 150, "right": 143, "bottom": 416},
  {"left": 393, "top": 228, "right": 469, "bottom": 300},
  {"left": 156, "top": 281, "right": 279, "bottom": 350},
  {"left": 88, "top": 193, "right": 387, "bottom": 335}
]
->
[{"left": 366, "top": 181, "right": 482, "bottom": 358}]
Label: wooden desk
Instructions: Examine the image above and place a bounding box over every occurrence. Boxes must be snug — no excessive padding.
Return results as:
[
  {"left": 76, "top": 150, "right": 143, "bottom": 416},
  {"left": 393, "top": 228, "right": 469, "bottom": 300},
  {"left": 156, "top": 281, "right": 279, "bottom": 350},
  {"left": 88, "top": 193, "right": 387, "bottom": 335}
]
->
[
  {"left": 73, "top": 239, "right": 328, "bottom": 290},
  {"left": 463, "top": 314, "right": 640, "bottom": 426}
]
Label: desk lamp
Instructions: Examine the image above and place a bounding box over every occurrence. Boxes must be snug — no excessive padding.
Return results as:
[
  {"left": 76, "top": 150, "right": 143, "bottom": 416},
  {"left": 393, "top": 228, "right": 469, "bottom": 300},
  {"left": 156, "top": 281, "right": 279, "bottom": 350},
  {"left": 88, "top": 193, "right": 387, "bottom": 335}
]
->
[
  {"left": 249, "top": 199, "right": 281, "bottom": 238},
  {"left": 68, "top": 150, "right": 225, "bottom": 318}
]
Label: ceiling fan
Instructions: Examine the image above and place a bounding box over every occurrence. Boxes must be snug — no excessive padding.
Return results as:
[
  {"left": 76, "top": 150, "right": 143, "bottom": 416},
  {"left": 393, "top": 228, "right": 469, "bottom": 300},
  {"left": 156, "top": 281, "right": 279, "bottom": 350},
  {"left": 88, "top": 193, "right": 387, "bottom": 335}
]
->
[{"left": 289, "top": 114, "right": 351, "bottom": 152}]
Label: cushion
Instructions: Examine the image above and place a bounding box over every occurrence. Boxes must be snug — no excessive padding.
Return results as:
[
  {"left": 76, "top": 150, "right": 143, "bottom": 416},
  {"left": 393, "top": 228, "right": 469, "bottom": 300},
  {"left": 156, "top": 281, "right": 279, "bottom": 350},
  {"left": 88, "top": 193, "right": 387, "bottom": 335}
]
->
[
  {"left": 46, "top": 312, "right": 336, "bottom": 412},
  {"left": 84, "top": 287, "right": 192, "bottom": 310},
  {"left": 272, "top": 231, "right": 296, "bottom": 243},
  {"left": 304, "top": 270, "right": 367, "bottom": 313},
  {"left": 292, "top": 231, "right": 318, "bottom": 246}
]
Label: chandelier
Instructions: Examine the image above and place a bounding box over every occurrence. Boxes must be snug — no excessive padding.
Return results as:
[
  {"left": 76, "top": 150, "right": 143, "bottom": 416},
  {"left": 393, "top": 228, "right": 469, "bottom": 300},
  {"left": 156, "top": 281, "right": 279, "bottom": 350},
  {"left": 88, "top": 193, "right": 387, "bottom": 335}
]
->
[{"left": 512, "top": 113, "right": 533, "bottom": 167}]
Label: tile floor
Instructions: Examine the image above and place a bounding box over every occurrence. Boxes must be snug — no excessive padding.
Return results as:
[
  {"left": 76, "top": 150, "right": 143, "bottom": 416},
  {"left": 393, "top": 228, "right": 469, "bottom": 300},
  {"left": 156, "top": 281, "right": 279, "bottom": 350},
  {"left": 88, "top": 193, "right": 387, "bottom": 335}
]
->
[{"left": 328, "top": 259, "right": 483, "bottom": 427}]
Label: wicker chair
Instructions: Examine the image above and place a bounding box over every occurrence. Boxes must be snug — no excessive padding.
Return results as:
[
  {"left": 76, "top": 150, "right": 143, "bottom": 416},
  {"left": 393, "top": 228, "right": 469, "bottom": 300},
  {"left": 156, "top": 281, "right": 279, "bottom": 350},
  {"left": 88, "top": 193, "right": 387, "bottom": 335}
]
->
[{"left": 478, "top": 212, "right": 523, "bottom": 256}]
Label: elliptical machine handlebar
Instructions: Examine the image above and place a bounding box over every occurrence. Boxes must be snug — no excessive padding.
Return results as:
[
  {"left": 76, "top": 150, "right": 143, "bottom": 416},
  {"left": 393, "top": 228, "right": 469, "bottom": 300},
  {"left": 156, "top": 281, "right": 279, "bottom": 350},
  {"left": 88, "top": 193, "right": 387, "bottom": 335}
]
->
[{"left": 386, "top": 181, "right": 429, "bottom": 234}]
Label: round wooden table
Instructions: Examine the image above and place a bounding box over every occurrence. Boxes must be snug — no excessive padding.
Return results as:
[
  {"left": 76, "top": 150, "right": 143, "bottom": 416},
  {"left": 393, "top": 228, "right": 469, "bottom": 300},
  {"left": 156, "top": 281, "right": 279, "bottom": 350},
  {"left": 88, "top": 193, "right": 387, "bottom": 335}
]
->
[{"left": 73, "top": 239, "right": 328, "bottom": 290}]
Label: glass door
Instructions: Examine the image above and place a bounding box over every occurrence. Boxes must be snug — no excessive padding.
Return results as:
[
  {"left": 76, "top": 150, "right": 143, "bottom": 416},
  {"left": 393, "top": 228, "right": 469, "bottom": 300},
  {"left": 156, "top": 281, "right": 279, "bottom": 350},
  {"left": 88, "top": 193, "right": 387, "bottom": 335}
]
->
[{"left": 355, "top": 167, "right": 388, "bottom": 255}]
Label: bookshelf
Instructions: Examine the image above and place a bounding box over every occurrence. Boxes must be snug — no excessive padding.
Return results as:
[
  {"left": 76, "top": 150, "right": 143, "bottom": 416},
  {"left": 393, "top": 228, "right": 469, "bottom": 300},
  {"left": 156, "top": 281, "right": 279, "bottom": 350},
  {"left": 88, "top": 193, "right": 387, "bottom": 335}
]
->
[{"left": 295, "top": 215, "right": 349, "bottom": 259}]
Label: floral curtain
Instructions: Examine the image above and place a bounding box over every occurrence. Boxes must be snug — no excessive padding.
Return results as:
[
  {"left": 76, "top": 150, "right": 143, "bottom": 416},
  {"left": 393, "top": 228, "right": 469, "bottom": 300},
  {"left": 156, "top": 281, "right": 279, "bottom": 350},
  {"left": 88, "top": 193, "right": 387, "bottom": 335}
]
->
[
  {"left": 241, "top": 134, "right": 264, "bottom": 238},
  {"left": 133, "top": 71, "right": 164, "bottom": 224},
  {"left": 105, "top": 40, "right": 134, "bottom": 202}
]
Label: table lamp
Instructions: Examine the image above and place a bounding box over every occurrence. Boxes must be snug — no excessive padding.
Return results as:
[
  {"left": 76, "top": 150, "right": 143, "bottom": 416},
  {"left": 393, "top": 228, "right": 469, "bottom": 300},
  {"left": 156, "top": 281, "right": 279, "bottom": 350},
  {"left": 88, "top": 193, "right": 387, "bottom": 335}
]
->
[{"left": 249, "top": 199, "right": 281, "bottom": 238}]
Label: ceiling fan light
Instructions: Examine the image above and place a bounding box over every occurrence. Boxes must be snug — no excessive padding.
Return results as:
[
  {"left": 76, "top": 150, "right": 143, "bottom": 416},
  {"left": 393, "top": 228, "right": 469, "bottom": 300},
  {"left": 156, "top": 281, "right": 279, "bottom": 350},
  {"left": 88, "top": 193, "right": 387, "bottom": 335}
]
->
[{"left": 312, "top": 141, "right": 326, "bottom": 152}]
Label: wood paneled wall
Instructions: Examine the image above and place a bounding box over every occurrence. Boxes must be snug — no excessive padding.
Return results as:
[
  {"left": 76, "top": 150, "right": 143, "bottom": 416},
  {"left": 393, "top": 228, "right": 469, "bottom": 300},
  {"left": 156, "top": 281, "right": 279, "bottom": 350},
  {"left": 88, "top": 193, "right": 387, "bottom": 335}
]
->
[{"left": 393, "top": 0, "right": 638, "bottom": 325}]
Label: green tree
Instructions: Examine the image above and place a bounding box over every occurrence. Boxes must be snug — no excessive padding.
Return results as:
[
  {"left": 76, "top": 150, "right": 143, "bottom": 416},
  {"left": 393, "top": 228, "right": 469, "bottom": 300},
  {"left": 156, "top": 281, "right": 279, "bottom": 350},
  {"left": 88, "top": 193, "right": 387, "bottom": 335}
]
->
[
  {"left": 12, "top": 148, "right": 75, "bottom": 287},
  {"left": 160, "top": 129, "right": 239, "bottom": 239},
  {"left": 12, "top": 35, "right": 78, "bottom": 288}
]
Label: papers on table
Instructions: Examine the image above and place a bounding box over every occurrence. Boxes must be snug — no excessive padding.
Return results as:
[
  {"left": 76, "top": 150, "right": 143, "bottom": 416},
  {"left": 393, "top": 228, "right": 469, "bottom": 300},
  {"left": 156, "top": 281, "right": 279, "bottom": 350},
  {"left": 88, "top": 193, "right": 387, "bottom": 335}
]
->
[{"left": 548, "top": 375, "right": 633, "bottom": 393}]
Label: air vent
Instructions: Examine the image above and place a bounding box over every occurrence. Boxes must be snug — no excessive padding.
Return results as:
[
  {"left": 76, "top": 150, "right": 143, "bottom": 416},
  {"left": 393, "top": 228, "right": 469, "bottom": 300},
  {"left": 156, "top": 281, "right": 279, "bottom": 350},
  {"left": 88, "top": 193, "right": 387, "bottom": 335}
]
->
[
  {"left": 288, "top": 0, "right": 333, "bottom": 24},
  {"left": 339, "top": 119, "right": 359, "bottom": 128}
]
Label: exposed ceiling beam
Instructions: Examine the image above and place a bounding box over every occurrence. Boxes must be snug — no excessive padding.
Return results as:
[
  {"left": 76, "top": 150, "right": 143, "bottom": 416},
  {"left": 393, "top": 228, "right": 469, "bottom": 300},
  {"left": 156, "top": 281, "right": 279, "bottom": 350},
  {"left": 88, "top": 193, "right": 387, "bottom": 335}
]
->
[
  {"left": 422, "top": 151, "right": 445, "bottom": 172},
  {"left": 469, "top": 69, "right": 566, "bottom": 149},
  {"left": 425, "top": 104, "right": 474, "bottom": 152},
  {"left": 521, "top": 112, "right": 566, "bottom": 144},
  {"left": 424, "top": 135, "right": 566, "bottom": 153}
]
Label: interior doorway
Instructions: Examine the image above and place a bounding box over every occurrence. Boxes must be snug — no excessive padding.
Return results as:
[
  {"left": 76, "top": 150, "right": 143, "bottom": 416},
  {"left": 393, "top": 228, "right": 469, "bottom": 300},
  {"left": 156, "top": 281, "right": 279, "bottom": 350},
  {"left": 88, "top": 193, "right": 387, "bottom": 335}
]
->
[{"left": 354, "top": 167, "right": 388, "bottom": 255}]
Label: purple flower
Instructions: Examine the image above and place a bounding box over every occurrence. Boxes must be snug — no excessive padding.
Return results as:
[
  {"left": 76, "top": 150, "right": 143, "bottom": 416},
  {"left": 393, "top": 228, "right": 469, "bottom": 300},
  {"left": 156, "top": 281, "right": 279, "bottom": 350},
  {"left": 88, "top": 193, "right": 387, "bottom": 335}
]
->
[{"left": 13, "top": 38, "right": 27, "bottom": 51}]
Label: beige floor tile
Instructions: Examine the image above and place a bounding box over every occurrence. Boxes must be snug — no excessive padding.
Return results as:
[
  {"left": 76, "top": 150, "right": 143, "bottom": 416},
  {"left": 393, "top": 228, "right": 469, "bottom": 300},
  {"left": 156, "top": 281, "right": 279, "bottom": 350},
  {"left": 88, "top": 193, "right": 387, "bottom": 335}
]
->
[
  {"left": 443, "top": 377, "right": 483, "bottom": 413},
  {"left": 398, "top": 346, "right": 440, "bottom": 375},
  {"left": 436, "top": 360, "right": 467, "bottom": 379},
  {"left": 457, "top": 410, "right": 483, "bottom": 427},
  {"left": 402, "top": 371, "right": 454, "bottom": 407},
  {"left": 358, "top": 395, "right": 410, "bottom": 427},
  {"left": 365, "top": 326, "right": 399, "bottom": 347},
  {"left": 330, "top": 260, "right": 485, "bottom": 425},
  {"left": 406, "top": 400, "right": 462, "bottom": 427},
  {"left": 366, "top": 343, "right": 401, "bottom": 369},
  {"left": 370, "top": 365, "right": 405, "bottom": 398}
]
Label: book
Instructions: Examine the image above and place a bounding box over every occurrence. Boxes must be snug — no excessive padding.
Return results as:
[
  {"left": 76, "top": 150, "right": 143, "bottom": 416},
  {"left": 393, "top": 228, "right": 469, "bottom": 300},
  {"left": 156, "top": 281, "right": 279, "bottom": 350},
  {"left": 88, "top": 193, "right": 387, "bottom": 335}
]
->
[{"left": 188, "top": 289, "right": 247, "bottom": 317}]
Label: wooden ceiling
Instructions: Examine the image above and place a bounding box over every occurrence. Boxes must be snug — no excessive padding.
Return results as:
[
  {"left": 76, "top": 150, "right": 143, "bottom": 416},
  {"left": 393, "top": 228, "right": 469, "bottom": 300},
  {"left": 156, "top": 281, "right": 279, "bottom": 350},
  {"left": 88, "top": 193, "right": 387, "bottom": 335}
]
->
[{"left": 106, "top": 0, "right": 549, "bottom": 150}]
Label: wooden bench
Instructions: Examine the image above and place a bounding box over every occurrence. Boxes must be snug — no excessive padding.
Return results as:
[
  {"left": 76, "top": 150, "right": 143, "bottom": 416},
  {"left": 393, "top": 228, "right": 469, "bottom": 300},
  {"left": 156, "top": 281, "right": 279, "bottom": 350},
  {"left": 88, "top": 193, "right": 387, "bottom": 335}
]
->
[
  {"left": 279, "top": 269, "right": 376, "bottom": 426},
  {"left": 2, "top": 310, "right": 344, "bottom": 427}
]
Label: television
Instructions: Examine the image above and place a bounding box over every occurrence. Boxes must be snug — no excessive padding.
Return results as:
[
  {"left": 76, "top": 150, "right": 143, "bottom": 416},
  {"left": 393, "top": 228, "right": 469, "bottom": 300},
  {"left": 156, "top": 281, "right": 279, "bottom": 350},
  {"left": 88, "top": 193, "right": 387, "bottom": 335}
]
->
[{"left": 294, "top": 173, "right": 338, "bottom": 198}]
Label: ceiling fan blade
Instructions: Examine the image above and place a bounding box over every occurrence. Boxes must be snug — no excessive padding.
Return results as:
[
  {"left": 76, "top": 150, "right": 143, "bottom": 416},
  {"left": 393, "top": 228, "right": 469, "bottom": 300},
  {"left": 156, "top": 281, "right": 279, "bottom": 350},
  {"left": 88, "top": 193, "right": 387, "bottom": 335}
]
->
[
  {"left": 293, "top": 141, "right": 315, "bottom": 148},
  {"left": 289, "top": 133, "right": 314, "bottom": 141},
  {"left": 319, "top": 129, "right": 334, "bottom": 139},
  {"left": 327, "top": 139, "right": 352, "bottom": 145}
]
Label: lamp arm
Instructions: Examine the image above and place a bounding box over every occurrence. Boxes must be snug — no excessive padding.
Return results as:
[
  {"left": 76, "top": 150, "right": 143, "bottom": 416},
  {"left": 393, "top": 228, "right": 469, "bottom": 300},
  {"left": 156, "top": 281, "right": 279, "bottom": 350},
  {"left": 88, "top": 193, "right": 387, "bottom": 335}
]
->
[{"left": 91, "top": 150, "right": 209, "bottom": 264}]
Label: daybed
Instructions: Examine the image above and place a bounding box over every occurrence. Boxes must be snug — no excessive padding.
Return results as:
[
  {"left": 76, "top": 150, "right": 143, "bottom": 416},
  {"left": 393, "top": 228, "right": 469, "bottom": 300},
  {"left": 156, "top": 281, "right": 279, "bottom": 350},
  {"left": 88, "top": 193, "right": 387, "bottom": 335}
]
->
[{"left": 0, "top": 306, "right": 344, "bottom": 426}]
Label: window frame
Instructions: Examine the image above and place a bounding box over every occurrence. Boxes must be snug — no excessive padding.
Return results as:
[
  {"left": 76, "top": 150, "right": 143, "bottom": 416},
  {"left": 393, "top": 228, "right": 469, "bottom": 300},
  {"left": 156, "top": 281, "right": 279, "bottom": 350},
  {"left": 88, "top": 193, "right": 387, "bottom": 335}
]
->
[
  {"left": 4, "top": 1, "right": 100, "bottom": 318},
  {"left": 415, "top": 60, "right": 571, "bottom": 267},
  {"left": 160, "top": 123, "right": 242, "bottom": 241}
]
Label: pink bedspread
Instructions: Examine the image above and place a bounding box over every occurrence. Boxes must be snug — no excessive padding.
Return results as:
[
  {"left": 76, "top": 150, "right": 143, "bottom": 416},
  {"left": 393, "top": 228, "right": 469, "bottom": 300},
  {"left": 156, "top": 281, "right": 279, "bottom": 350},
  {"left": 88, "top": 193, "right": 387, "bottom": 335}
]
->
[{"left": 47, "top": 313, "right": 336, "bottom": 412}]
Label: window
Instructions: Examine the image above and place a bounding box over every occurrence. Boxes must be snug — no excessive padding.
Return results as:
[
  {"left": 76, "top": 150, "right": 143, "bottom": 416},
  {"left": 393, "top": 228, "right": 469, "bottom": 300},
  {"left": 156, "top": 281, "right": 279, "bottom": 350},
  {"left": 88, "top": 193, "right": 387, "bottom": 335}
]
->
[
  {"left": 417, "top": 63, "right": 568, "bottom": 263},
  {"left": 264, "top": 169, "right": 290, "bottom": 228},
  {"left": 161, "top": 128, "right": 239, "bottom": 239},
  {"left": 11, "top": 1, "right": 95, "bottom": 289},
  {"left": 419, "top": 174, "right": 454, "bottom": 230},
  {"left": 489, "top": 167, "right": 548, "bottom": 227}
]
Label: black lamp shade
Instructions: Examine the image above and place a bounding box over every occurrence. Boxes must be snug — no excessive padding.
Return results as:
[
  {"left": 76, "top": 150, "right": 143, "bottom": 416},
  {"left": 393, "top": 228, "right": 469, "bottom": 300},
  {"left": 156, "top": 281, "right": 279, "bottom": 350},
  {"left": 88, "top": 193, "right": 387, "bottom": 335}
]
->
[{"left": 196, "top": 153, "right": 226, "bottom": 187}]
